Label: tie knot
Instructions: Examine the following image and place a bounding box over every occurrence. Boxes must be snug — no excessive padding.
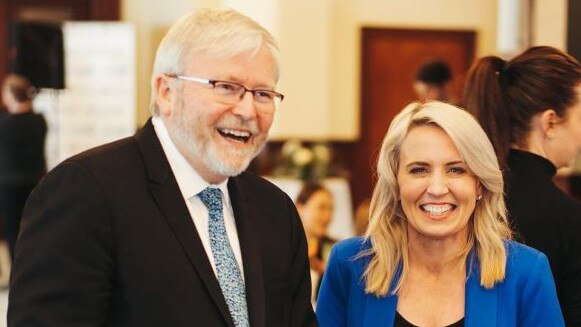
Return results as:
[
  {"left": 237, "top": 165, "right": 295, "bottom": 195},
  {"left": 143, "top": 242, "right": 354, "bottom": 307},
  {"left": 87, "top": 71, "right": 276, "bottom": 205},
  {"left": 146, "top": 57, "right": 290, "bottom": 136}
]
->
[{"left": 198, "top": 187, "right": 223, "bottom": 211}]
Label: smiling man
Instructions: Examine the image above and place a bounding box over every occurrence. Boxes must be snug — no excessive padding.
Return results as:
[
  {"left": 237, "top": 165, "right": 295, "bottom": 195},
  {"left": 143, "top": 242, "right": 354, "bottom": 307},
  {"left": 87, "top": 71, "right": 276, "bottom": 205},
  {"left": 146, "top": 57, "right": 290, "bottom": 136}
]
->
[{"left": 8, "top": 9, "right": 317, "bottom": 327}]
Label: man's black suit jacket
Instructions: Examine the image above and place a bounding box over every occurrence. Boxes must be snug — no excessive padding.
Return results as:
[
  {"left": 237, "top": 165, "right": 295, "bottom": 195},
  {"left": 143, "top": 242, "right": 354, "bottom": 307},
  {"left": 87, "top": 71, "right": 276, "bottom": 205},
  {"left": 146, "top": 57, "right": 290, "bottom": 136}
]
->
[{"left": 8, "top": 119, "right": 317, "bottom": 327}]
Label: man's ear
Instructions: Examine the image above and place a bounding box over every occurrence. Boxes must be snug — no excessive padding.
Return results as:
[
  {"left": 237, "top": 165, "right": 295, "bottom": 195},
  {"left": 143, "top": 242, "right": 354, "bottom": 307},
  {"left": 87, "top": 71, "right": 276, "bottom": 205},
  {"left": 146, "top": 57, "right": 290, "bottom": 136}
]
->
[
  {"left": 154, "top": 74, "right": 173, "bottom": 116},
  {"left": 540, "top": 109, "right": 560, "bottom": 139}
]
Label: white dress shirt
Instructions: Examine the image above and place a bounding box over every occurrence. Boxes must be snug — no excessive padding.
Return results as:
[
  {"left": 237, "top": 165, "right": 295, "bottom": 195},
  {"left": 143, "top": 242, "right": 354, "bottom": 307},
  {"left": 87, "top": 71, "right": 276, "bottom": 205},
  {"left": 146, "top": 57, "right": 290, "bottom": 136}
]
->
[{"left": 152, "top": 117, "right": 245, "bottom": 279}]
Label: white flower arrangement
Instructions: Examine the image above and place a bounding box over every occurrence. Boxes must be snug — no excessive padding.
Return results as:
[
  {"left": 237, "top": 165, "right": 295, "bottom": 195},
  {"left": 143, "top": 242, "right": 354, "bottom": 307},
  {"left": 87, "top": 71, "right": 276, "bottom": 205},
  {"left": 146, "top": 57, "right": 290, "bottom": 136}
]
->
[{"left": 272, "top": 139, "right": 335, "bottom": 180}]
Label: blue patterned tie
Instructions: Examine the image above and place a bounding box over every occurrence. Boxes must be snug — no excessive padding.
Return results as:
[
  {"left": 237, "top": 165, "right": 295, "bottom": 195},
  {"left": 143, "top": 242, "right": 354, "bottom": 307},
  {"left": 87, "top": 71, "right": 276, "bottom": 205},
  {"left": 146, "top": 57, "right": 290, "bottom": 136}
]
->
[{"left": 198, "top": 187, "right": 249, "bottom": 327}]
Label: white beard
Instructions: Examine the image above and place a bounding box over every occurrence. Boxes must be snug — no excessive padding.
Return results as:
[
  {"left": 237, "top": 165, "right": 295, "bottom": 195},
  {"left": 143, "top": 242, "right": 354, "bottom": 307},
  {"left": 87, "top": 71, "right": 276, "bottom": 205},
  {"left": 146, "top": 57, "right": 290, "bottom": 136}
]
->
[{"left": 174, "top": 110, "right": 266, "bottom": 178}]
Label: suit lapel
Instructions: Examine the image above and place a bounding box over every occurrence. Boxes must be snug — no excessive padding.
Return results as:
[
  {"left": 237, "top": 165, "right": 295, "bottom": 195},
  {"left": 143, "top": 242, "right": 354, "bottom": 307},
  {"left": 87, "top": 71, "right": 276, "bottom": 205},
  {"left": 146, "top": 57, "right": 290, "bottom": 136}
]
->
[
  {"left": 464, "top": 272, "right": 498, "bottom": 327},
  {"left": 362, "top": 267, "right": 399, "bottom": 327},
  {"left": 363, "top": 293, "right": 397, "bottom": 326},
  {"left": 228, "top": 177, "right": 266, "bottom": 327},
  {"left": 135, "top": 120, "right": 235, "bottom": 326},
  {"left": 361, "top": 274, "right": 498, "bottom": 327},
  {"left": 464, "top": 255, "right": 498, "bottom": 327},
  {"left": 358, "top": 253, "right": 498, "bottom": 327}
]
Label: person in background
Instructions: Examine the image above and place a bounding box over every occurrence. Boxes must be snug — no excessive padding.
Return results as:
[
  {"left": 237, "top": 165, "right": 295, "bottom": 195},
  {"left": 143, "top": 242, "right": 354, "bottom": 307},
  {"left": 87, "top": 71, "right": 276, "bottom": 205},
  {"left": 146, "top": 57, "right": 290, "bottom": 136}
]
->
[
  {"left": 463, "top": 46, "right": 581, "bottom": 325},
  {"left": 0, "top": 74, "right": 47, "bottom": 260},
  {"left": 353, "top": 197, "right": 371, "bottom": 236},
  {"left": 8, "top": 9, "right": 316, "bottom": 327},
  {"left": 295, "top": 181, "right": 335, "bottom": 304},
  {"left": 316, "top": 101, "right": 564, "bottom": 326},
  {"left": 413, "top": 59, "right": 453, "bottom": 102}
]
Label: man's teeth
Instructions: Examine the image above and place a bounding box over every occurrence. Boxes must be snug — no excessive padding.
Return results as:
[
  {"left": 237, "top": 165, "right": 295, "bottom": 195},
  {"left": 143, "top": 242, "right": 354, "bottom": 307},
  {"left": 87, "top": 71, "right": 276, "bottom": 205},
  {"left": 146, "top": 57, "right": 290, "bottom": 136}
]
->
[
  {"left": 421, "top": 204, "right": 454, "bottom": 215},
  {"left": 221, "top": 128, "right": 251, "bottom": 137},
  {"left": 219, "top": 128, "right": 251, "bottom": 142}
]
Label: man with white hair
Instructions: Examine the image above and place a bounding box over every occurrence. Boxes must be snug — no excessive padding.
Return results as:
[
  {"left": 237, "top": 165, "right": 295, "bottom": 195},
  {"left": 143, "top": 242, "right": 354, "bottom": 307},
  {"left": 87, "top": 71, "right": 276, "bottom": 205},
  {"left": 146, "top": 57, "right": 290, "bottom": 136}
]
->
[{"left": 9, "top": 9, "right": 317, "bottom": 327}]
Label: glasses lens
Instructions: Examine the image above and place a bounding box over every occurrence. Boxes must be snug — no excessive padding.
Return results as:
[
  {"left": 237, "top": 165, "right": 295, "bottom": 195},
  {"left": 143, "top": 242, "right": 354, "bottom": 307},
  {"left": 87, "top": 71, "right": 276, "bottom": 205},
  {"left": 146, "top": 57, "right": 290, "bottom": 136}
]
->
[
  {"left": 213, "top": 81, "right": 242, "bottom": 97},
  {"left": 253, "top": 90, "right": 275, "bottom": 103},
  {"left": 211, "top": 81, "right": 282, "bottom": 112}
]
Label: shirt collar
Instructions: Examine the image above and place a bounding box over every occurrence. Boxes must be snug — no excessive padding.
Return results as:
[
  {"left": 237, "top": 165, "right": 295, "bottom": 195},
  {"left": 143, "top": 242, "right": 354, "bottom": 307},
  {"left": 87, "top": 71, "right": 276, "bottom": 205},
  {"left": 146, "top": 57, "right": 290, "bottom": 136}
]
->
[{"left": 152, "top": 116, "right": 230, "bottom": 201}]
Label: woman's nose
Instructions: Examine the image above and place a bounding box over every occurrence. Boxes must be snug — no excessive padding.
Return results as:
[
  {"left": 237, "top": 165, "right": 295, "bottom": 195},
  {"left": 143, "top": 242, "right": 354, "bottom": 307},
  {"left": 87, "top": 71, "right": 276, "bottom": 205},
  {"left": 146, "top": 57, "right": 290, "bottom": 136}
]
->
[{"left": 427, "top": 174, "right": 449, "bottom": 196}]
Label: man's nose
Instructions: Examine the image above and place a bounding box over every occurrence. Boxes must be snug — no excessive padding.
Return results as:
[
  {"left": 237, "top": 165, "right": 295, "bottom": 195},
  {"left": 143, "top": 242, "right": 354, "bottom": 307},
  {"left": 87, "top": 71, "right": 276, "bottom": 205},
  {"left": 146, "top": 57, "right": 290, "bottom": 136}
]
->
[{"left": 232, "top": 91, "right": 258, "bottom": 120}]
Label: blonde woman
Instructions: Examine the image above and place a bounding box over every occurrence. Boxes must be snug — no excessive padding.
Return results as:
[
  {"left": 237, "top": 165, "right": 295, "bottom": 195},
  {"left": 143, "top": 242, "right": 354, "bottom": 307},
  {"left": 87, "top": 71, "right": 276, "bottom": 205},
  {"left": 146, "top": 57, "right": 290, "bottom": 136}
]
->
[{"left": 316, "top": 101, "right": 563, "bottom": 326}]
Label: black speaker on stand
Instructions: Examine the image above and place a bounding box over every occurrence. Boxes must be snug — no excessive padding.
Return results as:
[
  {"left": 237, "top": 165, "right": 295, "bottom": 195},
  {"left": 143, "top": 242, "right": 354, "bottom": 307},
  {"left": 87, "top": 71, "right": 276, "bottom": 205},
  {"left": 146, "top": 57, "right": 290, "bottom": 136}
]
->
[{"left": 8, "top": 22, "right": 65, "bottom": 90}]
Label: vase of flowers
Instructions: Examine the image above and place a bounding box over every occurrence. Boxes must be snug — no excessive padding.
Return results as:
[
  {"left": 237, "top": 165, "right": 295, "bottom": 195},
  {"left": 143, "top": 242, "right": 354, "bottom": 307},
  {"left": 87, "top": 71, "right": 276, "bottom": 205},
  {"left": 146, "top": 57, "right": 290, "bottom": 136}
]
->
[{"left": 272, "top": 139, "right": 337, "bottom": 181}]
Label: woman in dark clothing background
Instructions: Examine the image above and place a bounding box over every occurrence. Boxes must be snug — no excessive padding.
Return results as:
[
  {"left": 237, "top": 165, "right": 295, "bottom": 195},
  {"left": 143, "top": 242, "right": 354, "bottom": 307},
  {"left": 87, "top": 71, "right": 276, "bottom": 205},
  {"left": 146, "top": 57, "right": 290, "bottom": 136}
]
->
[
  {"left": 0, "top": 74, "right": 47, "bottom": 260},
  {"left": 295, "top": 182, "right": 336, "bottom": 306},
  {"left": 463, "top": 46, "right": 581, "bottom": 326}
]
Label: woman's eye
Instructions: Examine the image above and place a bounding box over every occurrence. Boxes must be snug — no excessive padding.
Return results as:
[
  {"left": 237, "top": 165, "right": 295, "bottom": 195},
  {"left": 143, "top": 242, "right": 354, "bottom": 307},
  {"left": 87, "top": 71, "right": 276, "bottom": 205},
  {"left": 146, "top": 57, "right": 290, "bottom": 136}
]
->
[
  {"left": 409, "top": 167, "right": 428, "bottom": 174},
  {"left": 448, "top": 166, "right": 467, "bottom": 174}
]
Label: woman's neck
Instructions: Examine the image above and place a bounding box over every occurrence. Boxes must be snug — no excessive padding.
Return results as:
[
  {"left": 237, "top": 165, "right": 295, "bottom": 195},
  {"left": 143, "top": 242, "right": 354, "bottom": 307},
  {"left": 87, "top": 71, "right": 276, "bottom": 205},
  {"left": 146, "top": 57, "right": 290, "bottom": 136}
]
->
[
  {"left": 510, "top": 117, "right": 562, "bottom": 168},
  {"left": 407, "top": 236, "right": 468, "bottom": 274}
]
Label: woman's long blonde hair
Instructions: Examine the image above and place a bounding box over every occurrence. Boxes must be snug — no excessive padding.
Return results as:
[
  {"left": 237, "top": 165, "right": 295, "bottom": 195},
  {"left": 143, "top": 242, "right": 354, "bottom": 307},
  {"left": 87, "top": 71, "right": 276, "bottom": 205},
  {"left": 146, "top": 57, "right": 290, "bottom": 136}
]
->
[{"left": 363, "top": 101, "right": 512, "bottom": 296}]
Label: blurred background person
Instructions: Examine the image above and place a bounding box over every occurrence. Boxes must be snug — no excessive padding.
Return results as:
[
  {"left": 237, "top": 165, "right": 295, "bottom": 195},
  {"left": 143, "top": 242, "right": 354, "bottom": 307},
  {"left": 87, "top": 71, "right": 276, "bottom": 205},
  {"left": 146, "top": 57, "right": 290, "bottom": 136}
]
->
[
  {"left": 463, "top": 46, "right": 581, "bottom": 325},
  {"left": 0, "top": 74, "right": 47, "bottom": 260},
  {"left": 295, "top": 181, "right": 335, "bottom": 305},
  {"left": 353, "top": 197, "right": 370, "bottom": 236},
  {"left": 413, "top": 59, "right": 453, "bottom": 102},
  {"left": 316, "top": 101, "right": 564, "bottom": 326}
]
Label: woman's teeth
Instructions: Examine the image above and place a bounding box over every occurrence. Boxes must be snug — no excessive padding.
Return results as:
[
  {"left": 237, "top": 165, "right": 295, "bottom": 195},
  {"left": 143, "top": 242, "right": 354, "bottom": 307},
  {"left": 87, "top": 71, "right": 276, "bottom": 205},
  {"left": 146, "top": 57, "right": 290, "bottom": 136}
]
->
[{"left": 420, "top": 204, "right": 454, "bottom": 215}]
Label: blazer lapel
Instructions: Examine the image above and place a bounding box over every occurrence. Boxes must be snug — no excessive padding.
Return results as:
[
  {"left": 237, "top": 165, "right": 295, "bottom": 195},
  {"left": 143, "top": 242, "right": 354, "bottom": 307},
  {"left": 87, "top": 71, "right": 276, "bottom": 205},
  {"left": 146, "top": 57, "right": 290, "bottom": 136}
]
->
[
  {"left": 135, "top": 120, "right": 235, "bottom": 326},
  {"left": 361, "top": 263, "right": 400, "bottom": 327},
  {"left": 464, "top": 255, "right": 498, "bottom": 327},
  {"left": 228, "top": 177, "right": 266, "bottom": 327},
  {"left": 358, "top": 254, "right": 498, "bottom": 327},
  {"left": 363, "top": 293, "right": 397, "bottom": 327}
]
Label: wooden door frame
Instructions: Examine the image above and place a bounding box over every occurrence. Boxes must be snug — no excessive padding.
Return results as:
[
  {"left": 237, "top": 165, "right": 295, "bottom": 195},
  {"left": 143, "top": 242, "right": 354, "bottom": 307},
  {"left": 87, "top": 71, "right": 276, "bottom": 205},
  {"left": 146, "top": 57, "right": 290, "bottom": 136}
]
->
[{"left": 349, "top": 27, "right": 476, "bottom": 209}]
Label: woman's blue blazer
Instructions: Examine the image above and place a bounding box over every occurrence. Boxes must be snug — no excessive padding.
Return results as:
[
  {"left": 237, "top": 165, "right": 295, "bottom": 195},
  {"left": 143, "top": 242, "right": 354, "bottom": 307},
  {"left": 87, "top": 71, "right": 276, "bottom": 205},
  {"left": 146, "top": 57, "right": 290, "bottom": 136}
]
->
[{"left": 316, "top": 237, "right": 564, "bottom": 327}]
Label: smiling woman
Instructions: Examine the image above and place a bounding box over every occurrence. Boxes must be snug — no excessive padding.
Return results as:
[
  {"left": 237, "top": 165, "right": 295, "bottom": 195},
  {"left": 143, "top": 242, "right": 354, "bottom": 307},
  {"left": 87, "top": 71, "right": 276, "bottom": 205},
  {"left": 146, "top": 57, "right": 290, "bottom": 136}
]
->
[
  {"left": 397, "top": 124, "right": 480, "bottom": 245},
  {"left": 315, "top": 101, "right": 565, "bottom": 327}
]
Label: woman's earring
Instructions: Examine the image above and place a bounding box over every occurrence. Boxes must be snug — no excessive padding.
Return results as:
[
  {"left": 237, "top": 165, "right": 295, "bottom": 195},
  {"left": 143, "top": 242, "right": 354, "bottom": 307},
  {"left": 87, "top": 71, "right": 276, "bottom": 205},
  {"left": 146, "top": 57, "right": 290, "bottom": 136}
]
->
[{"left": 476, "top": 195, "right": 483, "bottom": 201}]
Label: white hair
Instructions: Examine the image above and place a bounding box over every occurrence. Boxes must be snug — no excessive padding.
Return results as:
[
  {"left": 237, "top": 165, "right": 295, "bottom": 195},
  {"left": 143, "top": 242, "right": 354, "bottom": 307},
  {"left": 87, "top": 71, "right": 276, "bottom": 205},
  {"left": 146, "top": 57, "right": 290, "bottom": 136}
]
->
[{"left": 149, "top": 8, "right": 280, "bottom": 115}]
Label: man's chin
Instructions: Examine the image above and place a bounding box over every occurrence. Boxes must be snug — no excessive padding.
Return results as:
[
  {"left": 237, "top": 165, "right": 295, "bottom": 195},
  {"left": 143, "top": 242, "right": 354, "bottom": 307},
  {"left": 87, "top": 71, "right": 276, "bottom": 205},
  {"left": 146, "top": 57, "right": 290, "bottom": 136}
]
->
[
  {"left": 202, "top": 143, "right": 262, "bottom": 176},
  {"left": 207, "top": 157, "right": 253, "bottom": 178}
]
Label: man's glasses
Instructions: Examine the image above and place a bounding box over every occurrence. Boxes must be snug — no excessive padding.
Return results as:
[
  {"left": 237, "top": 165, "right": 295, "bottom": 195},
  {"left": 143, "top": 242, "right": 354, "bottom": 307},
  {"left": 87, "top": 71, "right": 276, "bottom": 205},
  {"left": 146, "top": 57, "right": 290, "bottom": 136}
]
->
[{"left": 167, "top": 74, "right": 284, "bottom": 112}]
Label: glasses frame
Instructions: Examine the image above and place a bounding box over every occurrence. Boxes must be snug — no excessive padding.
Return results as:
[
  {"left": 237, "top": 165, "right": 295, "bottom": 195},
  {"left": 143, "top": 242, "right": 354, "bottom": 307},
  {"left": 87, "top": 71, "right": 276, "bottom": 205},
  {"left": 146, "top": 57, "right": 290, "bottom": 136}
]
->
[{"left": 166, "top": 74, "right": 284, "bottom": 106}]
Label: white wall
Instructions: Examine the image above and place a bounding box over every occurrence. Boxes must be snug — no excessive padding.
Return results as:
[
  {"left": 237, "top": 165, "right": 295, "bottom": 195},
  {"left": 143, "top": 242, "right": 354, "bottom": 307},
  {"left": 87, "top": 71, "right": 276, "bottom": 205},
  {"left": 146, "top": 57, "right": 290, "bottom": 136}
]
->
[
  {"left": 122, "top": 0, "right": 221, "bottom": 126},
  {"left": 533, "top": 0, "right": 567, "bottom": 49},
  {"left": 324, "top": 0, "right": 498, "bottom": 140},
  {"left": 121, "top": 0, "right": 568, "bottom": 140},
  {"left": 273, "top": 0, "right": 333, "bottom": 140}
]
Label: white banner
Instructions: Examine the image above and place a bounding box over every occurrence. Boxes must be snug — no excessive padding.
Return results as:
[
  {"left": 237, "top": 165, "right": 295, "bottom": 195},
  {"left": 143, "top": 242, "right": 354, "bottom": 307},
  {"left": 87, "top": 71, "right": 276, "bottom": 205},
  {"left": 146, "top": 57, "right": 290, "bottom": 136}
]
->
[{"left": 34, "top": 22, "right": 136, "bottom": 169}]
